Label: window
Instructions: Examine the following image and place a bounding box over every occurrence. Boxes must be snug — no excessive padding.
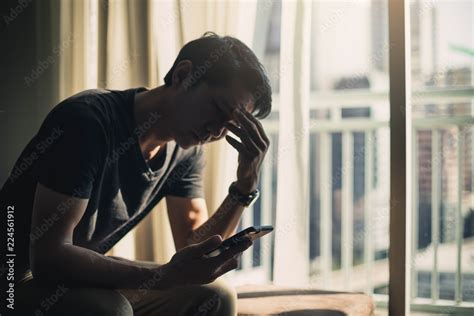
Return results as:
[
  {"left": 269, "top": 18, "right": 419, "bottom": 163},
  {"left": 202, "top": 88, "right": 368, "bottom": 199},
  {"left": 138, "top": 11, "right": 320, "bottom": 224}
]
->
[
  {"left": 410, "top": 0, "right": 474, "bottom": 309},
  {"left": 228, "top": 0, "right": 474, "bottom": 314}
]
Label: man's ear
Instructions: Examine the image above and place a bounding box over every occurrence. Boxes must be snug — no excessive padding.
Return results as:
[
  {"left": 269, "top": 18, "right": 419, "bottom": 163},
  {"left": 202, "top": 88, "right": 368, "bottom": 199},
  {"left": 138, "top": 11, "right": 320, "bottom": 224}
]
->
[{"left": 171, "top": 60, "right": 193, "bottom": 90}]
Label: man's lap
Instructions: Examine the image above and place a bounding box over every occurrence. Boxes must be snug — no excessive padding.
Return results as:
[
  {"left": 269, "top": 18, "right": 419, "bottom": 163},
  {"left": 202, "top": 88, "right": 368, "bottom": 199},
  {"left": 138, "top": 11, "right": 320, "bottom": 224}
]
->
[
  {"left": 15, "top": 272, "right": 132, "bottom": 316},
  {"left": 118, "top": 278, "right": 237, "bottom": 316},
  {"left": 15, "top": 266, "right": 237, "bottom": 316}
]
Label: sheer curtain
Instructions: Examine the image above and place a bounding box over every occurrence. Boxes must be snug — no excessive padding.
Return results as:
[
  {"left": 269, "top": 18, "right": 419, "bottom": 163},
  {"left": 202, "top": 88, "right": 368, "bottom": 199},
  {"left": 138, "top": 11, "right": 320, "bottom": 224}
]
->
[
  {"left": 273, "top": 0, "right": 312, "bottom": 285},
  {"left": 44, "top": 0, "right": 257, "bottom": 263}
]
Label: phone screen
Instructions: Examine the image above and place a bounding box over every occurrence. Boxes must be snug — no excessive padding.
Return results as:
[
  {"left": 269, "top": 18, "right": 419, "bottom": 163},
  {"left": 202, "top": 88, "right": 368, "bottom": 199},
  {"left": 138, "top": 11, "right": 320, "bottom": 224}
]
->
[{"left": 204, "top": 225, "right": 274, "bottom": 258}]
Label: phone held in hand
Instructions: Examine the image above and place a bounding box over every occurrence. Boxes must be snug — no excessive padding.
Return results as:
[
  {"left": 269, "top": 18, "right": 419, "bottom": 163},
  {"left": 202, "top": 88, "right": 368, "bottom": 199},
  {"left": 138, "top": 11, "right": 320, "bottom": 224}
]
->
[{"left": 204, "top": 225, "right": 274, "bottom": 258}]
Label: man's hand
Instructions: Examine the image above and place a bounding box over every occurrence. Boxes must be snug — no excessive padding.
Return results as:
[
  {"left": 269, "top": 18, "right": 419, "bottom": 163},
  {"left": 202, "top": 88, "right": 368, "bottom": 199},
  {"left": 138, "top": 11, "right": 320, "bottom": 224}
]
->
[
  {"left": 162, "top": 235, "right": 252, "bottom": 286},
  {"left": 224, "top": 108, "right": 270, "bottom": 194}
]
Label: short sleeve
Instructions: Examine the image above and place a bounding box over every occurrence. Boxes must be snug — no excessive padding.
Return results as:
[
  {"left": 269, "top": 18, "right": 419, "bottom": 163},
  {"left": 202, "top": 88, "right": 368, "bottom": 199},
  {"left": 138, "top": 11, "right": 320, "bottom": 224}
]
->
[
  {"left": 33, "top": 107, "right": 106, "bottom": 199},
  {"left": 163, "top": 146, "right": 205, "bottom": 198}
]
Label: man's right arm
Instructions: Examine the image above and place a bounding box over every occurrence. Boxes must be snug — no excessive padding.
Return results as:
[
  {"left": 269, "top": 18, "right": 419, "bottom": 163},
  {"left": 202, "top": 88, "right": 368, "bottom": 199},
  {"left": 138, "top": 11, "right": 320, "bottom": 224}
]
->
[
  {"left": 30, "top": 182, "right": 252, "bottom": 290},
  {"left": 29, "top": 182, "right": 170, "bottom": 289}
]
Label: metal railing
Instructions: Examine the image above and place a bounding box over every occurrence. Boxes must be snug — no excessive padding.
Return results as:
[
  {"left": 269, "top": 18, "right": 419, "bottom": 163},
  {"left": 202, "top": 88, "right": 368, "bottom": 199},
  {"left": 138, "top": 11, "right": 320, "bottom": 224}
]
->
[{"left": 228, "top": 88, "right": 474, "bottom": 314}]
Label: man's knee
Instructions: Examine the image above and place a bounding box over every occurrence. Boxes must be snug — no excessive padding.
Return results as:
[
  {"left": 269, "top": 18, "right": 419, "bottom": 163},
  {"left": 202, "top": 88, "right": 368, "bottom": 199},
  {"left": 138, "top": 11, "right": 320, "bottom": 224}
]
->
[
  {"left": 193, "top": 279, "right": 237, "bottom": 316},
  {"left": 53, "top": 288, "right": 133, "bottom": 316},
  {"left": 90, "top": 290, "right": 133, "bottom": 316}
]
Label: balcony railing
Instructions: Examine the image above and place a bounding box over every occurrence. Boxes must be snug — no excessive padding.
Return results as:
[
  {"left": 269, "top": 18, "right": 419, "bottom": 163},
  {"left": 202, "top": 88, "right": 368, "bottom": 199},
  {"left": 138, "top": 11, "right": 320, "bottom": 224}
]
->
[{"left": 227, "top": 88, "right": 474, "bottom": 314}]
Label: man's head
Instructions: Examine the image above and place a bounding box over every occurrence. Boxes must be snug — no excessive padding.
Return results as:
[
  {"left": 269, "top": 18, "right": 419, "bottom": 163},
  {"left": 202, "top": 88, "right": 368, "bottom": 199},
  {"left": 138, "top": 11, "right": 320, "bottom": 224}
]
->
[{"left": 163, "top": 32, "right": 272, "bottom": 149}]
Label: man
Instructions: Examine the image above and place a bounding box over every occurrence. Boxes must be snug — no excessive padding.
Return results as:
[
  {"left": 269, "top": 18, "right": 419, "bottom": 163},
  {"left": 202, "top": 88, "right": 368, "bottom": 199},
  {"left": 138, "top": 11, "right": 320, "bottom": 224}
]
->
[{"left": 0, "top": 32, "right": 272, "bottom": 315}]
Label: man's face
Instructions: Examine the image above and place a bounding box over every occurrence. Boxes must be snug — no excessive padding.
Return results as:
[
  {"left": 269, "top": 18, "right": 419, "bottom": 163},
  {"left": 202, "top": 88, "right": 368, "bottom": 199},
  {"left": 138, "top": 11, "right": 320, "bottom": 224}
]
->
[{"left": 171, "top": 80, "right": 254, "bottom": 149}]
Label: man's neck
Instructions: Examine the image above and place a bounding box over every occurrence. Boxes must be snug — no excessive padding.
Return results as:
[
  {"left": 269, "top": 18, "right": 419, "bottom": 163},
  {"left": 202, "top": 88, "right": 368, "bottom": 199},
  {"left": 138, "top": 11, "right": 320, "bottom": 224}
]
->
[{"left": 133, "top": 85, "right": 173, "bottom": 161}]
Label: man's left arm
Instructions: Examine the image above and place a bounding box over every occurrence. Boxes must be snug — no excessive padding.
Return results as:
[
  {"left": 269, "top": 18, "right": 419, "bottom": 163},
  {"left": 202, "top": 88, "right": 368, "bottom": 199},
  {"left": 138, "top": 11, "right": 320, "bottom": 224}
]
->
[
  {"left": 166, "top": 194, "right": 246, "bottom": 251},
  {"left": 167, "top": 108, "right": 270, "bottom": 250}
]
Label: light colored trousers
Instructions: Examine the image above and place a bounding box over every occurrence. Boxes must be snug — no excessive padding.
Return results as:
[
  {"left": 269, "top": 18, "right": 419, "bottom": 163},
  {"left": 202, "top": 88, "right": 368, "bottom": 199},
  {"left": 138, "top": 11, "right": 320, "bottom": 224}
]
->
[{"left": 15, "top": 263, "right": 237, "bottom": 316}]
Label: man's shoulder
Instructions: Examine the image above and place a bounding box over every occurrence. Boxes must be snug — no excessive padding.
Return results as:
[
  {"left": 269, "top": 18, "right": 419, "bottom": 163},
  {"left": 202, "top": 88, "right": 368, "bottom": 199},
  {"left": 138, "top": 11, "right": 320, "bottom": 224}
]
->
[
  {"left": 44, "top": 88, "right": 135, "bottom": 127},
  {"left": 47, "top": 89, "right": 107, "bottom": 117},
  {"left": 42, "top": 101, "right": 102, "bottom": 131},
  {"left": 35, "top": 91, "right": 114, "bottom": 144},
  {"left": 65, "top": 88, "right": 112, "bottom": 104}
]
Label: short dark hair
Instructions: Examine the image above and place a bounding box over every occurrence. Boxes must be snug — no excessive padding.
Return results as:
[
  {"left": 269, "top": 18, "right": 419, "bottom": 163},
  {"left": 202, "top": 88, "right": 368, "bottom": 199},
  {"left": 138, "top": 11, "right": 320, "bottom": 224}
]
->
[{"left": 164, "top": 32, "right": 272, "bottom": 119}]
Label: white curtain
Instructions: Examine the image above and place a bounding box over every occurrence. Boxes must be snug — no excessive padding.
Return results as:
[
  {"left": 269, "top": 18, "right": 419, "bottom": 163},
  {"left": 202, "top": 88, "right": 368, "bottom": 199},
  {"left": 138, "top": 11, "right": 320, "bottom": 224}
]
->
[
  {"left": 179, "top": 1, "right": 258, "bottom": 212},
  {"left": 273, "top": 0, "right": 312, "bottom": 285},
  {"left": 52, "top": 0, "right": 258, "bottom": 263}
]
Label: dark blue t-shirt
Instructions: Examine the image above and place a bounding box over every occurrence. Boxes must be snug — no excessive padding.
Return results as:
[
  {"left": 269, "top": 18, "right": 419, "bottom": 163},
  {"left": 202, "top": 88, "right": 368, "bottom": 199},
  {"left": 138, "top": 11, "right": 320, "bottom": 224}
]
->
[{"left": 0, "top": 87, "right": 205, "bottom": 280}]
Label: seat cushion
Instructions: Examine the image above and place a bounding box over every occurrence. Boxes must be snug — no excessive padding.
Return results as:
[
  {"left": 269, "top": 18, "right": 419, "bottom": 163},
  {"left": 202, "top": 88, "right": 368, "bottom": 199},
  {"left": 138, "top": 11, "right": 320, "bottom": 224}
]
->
[{"left": 236, "top": 284, "right": 374, "bottom": 316}]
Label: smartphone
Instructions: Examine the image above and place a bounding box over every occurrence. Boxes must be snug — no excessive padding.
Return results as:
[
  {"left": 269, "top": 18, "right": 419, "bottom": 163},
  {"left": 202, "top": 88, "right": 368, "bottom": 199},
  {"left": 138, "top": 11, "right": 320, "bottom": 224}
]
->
[{"left": 204, "top": 225, "right": 274, "bottom": 258}]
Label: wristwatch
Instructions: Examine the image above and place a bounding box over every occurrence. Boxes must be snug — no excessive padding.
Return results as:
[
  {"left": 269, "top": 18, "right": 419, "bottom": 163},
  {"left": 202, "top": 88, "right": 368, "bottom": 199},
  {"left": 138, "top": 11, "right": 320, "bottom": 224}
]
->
[{"left": 228, "top": 181, "right": 260, "bottom": 207}]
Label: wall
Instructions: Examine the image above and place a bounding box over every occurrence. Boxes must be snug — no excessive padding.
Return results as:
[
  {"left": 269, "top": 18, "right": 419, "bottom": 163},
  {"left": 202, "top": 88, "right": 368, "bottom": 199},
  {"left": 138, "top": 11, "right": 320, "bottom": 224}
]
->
[{"left": 0, "top": 0, "right": 60, "bottom": 186}]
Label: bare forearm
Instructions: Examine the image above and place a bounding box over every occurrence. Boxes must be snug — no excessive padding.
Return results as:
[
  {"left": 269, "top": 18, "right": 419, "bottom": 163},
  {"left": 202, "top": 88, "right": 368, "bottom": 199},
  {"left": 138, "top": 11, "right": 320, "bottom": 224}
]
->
[
  {"left": 188, "top": 194, "right": 244, "bottom": 244},
  {"left": 32, "top": 244, "right": 170, "bottom": 290},
  {"left": 107, "top": 255, "right": 162, "bottom": 269}
]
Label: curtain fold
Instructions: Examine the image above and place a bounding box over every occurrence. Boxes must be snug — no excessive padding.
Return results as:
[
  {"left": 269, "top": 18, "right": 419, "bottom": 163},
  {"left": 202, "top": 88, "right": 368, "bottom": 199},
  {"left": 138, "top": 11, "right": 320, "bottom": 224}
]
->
[
  {"left": 273, "top": 0, "right": 312, "bottom": 285},
  {"left": 52, "top": 0, "right": 258, "bottom": 263}
]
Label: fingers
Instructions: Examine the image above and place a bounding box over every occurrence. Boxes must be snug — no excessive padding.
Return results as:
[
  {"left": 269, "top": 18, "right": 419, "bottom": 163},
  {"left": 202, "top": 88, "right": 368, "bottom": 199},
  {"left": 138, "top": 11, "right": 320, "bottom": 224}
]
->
[
  {"left": 231, "top": 110, "right": 267, "bottom": 150},
  {"left": 189, "top": 235, "right": 222, "bottom": 256},
  {"left": 243, "top": 110, "right": 270, "bottom": 145},
  {"left": 237, "top": 109, "right": 269, "bottom": 146},
  {"left": 225, "top": 135, "right": 247, "bottom": 153},
  {"left": 211, "top": 256, "right": 240, "bottom": 280},
  {"left": 209, "top": 238, "right": 252, "bottom": 265},
  {"left": 224, "top": 122, "right": 260, "bottom": 155}
]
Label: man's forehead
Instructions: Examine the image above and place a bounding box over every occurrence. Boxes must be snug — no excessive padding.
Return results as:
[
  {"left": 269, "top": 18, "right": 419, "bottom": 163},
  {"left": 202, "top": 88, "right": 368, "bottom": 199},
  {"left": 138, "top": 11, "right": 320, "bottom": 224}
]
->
[{"left": 217, "top": 81, "right": 255, "bottom": 112}]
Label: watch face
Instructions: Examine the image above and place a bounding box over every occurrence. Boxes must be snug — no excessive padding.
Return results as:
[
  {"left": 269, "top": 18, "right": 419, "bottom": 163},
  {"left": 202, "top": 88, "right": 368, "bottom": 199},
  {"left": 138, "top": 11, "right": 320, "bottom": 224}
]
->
[
  {"left": 247, "top": 190, "right": 260, "bottom": 207},
  {"left": 229, "top": 182, "right": 260, "bottom": 206}
]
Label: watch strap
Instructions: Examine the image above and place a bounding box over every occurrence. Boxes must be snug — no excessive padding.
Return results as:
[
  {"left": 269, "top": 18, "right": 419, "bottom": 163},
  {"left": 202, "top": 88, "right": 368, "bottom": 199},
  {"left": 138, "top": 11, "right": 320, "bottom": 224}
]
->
[{"left": 228, "top": 182, "right": 260, "bottom": 207}]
